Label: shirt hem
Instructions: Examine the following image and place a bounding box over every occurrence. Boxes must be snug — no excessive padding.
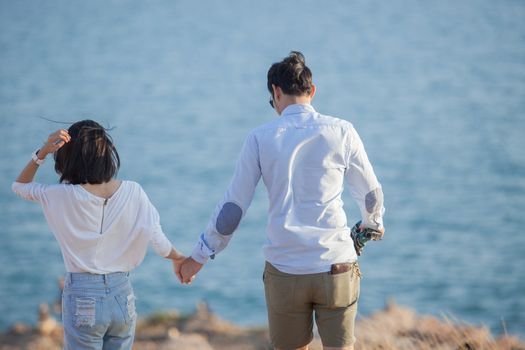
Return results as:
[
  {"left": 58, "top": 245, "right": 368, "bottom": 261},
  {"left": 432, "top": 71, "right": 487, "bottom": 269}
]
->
[{"left": 266, "top": 258, "right": 358, "bottom": 275}]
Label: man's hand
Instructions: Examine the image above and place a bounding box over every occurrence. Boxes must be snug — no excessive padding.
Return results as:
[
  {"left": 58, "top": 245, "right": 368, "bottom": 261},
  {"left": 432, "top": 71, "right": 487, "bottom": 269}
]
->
[
  {"left": 178, "top": 257, "right": 203, "bottom": 284},
  {"left": 360, "top": 224, "right": 385, "bottom": 240},
  {"left": 351, "top": 221, "right": 385, "bottom": 256}
]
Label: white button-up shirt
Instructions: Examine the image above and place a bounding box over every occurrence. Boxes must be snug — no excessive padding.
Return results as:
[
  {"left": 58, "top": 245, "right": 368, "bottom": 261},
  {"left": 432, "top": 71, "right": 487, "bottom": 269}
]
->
[
  {"left": 192, "top": 104, "right": 385, "bottom": 274},
  {"left": 12, "top": 180, "right": 173, "bottom": 273}
]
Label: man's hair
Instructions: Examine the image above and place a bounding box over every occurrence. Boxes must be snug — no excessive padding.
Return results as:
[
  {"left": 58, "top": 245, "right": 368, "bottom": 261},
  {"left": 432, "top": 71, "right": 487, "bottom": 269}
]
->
[
  {"left": 267, "top": 51, "right": 313, "bottom": 97},
  {"left": 54, "top": 119, "right": 120, "bottom": 184}
]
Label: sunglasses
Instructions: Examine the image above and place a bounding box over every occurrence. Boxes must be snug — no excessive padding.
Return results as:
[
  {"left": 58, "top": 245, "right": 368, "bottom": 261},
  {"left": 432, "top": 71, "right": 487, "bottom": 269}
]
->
[{"left": 269, "top": 96, "right": 275, "bottom": 109}]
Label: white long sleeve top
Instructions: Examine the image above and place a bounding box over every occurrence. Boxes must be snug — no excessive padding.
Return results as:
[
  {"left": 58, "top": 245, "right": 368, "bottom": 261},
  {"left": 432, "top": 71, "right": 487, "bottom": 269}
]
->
[
  {"left": 191, "top": 104, "right": 385, "bottom": 274},
  {"left": 12, "top": 180, "right": 173, "bottom": 273}
]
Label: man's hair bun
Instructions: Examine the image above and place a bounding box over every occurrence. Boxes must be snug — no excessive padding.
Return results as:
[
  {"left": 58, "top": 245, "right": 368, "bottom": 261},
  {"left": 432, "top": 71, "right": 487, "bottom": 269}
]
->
[
  {"left": 267, "top": 51, "right": 313, "bottom": 97},
  {"left": 284, "top": 51, "right": 306, "bottom": 66}
]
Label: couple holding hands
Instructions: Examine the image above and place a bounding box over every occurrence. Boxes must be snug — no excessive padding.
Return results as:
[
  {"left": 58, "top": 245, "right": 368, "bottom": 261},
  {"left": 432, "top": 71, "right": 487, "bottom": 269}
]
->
[{"left": 12, "top": 52, "right": 385, "bottom": 350}]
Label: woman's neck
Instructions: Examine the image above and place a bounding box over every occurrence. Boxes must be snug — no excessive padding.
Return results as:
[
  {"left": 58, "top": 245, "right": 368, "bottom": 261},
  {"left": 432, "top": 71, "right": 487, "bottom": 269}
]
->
[{"left": 81, "top": 179, "right": 122, "bottom": 199}]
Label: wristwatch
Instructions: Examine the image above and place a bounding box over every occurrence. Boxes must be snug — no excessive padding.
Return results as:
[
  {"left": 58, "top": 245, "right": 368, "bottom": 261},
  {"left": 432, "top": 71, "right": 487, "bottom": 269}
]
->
[{"left": 32, "top": 149, "right": 45, "bottom": 165}]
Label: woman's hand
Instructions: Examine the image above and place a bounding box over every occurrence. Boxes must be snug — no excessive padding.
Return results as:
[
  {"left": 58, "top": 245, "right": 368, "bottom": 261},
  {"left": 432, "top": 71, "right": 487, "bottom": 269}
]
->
[
  {"left": 171, "top": 256, "right": 187, "bottom": 283},
  {"left": 165, "top": 248, "right": 187, "bottom": 283},
  {"left": 38, "top": 129, "right": 71, "bottom": 159},
  {"left": 14, "top": 129, "right": 71, "bottom": 184}
]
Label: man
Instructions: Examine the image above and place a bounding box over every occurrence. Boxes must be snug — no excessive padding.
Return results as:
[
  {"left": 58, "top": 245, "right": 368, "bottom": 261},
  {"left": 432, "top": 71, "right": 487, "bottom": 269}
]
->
[{"left": 178, "top": 51, "right": 385, "bottom": 350}]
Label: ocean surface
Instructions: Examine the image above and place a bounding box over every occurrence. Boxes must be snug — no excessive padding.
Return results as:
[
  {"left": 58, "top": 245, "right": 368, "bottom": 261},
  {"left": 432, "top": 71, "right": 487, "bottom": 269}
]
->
[{"left": 1, "top": 0, "right": 524, "bottom": 338}]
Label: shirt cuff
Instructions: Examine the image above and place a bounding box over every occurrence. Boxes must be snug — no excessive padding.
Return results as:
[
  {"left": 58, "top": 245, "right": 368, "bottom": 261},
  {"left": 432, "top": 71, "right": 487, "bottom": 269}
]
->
[
  {"left": 362, "top": 214, "right": 384, "bottom": 231},
  {"left": 190, "top": 233, "right": 214, "bottom": 264}
]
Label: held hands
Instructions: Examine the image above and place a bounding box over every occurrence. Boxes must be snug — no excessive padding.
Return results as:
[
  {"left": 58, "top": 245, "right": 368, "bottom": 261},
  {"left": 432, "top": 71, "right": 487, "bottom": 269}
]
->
[
  {"left": 168, "top": 248, "right": 203, "bottom": 285},
  {"left": 39, "top": 129, "right": 71, "bottom": 158},
  {"left": 176, "top": 257, "right": 203, "bottom": 285}
]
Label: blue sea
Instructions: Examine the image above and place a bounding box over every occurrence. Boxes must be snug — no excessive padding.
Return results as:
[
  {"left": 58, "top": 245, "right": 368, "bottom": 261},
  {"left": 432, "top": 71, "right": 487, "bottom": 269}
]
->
[{"left": 1, "top": 0, "right": 524, "bottom": 338}]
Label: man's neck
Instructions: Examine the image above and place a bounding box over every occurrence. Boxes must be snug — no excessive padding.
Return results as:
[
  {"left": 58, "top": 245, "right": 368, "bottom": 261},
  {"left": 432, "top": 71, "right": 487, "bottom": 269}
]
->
[{"left": 278, "top": 95, "right": 311, "bottom": 115}]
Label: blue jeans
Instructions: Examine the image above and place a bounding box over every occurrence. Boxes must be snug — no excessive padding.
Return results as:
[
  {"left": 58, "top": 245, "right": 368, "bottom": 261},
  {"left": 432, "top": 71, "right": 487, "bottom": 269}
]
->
[{"left": 62, "top": 272, "right": 136, "bottom": 350}]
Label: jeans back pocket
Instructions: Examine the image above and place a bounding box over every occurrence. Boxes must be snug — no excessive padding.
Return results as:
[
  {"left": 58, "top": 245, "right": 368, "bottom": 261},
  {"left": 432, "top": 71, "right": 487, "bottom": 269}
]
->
[
  {"left": 115, "top": 293, "right": 136, "bottom": 324},
  {"left": 74, "top": 297, "right": 96, "bottom": 328}
]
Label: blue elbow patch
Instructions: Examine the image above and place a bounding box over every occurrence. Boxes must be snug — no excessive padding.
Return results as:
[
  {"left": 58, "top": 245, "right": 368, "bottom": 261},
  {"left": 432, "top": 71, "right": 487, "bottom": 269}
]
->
[
  {"left": 365, "top": 188, "right": 383, "bottom": 213},
  {"left": 216, "top": 202, "right": 243, "bottom": 236}
]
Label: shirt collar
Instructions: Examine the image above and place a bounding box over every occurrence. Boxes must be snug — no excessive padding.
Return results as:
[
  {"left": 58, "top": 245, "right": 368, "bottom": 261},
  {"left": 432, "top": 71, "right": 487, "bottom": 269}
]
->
[{"left": 281, "top": 103, "right": 316, "bottom": 116}]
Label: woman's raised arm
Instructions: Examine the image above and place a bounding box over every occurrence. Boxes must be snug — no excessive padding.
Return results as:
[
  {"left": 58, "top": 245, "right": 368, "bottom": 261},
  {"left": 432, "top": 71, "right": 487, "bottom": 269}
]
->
[{"left": 15, "top": 129, "right": 70, "bottom": 184}]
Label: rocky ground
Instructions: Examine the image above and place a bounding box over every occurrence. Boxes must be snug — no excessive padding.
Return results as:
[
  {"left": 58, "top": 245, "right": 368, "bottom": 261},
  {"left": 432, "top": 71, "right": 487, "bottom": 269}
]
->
[{"left": 0, "top": 301, "right": 523, "bottom": 350}]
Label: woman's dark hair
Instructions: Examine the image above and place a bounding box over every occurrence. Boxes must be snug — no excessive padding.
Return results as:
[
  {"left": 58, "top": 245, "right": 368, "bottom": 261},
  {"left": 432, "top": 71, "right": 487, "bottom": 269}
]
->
[
  {"left": 267, "top": 51, "right": 313, "bottom": 97},
  {"left": 54, "top": 120, "right": 120, "bottom": 184}
]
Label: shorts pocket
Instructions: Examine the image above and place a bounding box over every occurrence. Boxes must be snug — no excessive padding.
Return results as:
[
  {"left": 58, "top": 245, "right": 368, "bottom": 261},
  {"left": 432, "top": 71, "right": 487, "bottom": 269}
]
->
[
  {"left": 73, "top": 297, "right": 96, "bottom": 328},
  {"left": 324, "top": 266, "right": 360, "bottom": 308},
  {"left": 263, "top": 270, "right": 297, "bottom": 312},
  {"left": 115, "top": 293, "right": 136, "bottom": 324}
]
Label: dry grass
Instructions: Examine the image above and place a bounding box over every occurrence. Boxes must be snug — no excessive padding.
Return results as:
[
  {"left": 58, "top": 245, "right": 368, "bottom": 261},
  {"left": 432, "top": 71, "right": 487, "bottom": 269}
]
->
[
  {"left": 353, "top": 302, "right": 524, "bottom": 350},
  {"left": 1, "top": 301, "right": 523, "bottom": 350}
]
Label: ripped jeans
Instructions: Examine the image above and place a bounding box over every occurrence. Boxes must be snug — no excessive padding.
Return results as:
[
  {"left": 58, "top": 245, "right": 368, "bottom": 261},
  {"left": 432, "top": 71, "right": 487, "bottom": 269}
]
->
[{"left": 62, "top": 272, "right": 136, "bottom": 350}]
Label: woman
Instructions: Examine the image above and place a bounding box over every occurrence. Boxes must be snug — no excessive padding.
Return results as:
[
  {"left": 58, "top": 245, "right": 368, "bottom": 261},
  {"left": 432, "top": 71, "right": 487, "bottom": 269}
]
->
[{"left": 12, "top": 120, "right": 185, "bottom": 349}]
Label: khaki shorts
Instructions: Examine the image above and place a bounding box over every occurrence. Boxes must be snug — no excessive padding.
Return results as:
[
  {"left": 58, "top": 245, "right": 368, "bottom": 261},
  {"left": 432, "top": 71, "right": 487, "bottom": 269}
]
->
[{"left": 263, "top": 262, "right": 360, "bottom": 349}]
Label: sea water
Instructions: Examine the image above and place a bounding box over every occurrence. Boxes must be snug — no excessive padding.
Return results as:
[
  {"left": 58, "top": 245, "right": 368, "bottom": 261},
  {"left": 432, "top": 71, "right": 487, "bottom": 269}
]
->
[{"left": 1, "top": 0, "right": 524, "bottom": 337}]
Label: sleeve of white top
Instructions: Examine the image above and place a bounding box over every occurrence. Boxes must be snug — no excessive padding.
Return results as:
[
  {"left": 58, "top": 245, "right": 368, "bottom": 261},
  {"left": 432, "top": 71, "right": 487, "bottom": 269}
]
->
[
  {"left": 11, "top": 181, "right": 48, "bottom": 203},
  {"left": 344, "top": 126, "right": 385, "bottom": 230},
  {"left": 191, "top": 132, "right": 262, "bottom": 264},
  {"left": 139, "top": 186, "right": 173, "bottom": 258},
  {"left": 150, "top": 226, "right": 173, "bottom": 258}
]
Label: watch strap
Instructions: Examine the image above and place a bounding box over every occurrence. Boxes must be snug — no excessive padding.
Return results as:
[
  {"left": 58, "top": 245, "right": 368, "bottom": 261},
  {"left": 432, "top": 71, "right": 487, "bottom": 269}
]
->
[{"left": 32, "top": 149, "right": 45, "bottom": 165}]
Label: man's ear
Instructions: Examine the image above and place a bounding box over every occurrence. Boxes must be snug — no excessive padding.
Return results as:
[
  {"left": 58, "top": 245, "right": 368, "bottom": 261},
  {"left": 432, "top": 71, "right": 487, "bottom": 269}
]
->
[
  {"left": 309, "top": 84, "right": 316, "bottom": 99},
  {"left": 272, "top": 84, "right": 282, "bottom": 100}
]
